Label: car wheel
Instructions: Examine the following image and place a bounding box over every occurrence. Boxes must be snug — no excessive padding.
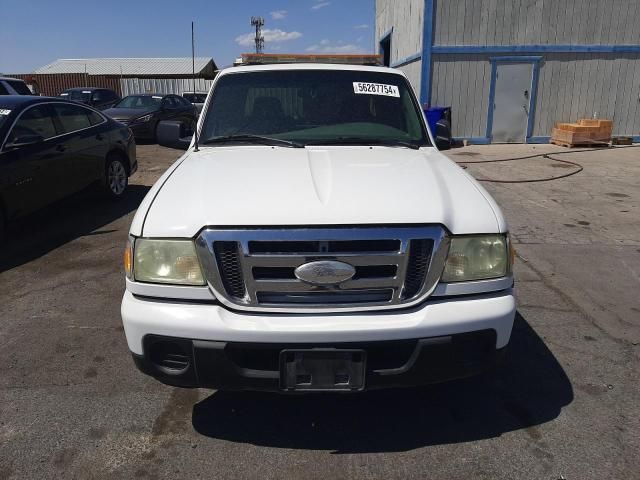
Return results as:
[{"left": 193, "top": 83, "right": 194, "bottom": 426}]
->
[{"left": 105, "top": 154, "right": 129, "bottom": 199}]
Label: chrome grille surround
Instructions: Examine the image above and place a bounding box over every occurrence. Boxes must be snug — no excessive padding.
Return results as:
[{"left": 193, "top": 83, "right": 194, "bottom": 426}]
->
[{"left": 195, "top": 226, "right": 450, "bottom": 313}]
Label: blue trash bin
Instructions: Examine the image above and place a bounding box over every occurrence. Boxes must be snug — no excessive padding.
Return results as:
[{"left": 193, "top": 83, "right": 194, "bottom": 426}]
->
[{"left": 424, "top": 106, "right": 448, "bottom": 136}]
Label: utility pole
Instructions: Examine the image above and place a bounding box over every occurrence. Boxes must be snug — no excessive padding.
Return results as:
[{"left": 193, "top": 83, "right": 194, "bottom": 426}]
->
[{"left": 250, "top": 16, "right": 265, "bottom": 53}]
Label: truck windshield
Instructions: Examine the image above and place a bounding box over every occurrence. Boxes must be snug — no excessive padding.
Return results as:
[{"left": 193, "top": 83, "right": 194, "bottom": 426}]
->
[{"left": 200, "top": 69, "right": 430, "bottom": 147}]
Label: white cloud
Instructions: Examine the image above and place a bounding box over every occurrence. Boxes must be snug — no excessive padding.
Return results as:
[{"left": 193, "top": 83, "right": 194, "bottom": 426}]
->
[
  {"left": 311, "top": 1, "right": 331, "bottom": 10},
  {"left": 306, "top": 41, "right": 367, "bottom": 54},
  {"left": 235, "top": 29, "right": 302, "bottom": 47},
  {"left": 270, "top": 10, "right": 287, "bottom": 20},
  {"left": 354, "top": 24, "right": 369, "bottom": 29}
]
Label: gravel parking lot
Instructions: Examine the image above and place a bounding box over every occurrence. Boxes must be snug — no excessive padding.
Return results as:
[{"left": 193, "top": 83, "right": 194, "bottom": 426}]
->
[{"left": 1, "top": 143, "right": 638, "bottom": 479}]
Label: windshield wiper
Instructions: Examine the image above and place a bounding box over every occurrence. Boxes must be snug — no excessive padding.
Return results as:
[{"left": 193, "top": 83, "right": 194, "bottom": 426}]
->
[
  {"left": 305, "top": 137, "right": 421, "bottom": 150},
  {"left": 203, "top": 134, "right": 304, "bottom": 148}
]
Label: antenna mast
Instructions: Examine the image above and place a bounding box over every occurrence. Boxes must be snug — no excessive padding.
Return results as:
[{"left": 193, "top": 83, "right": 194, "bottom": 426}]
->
[
  {"left": 191, "top": 21, "right": 199, "bottom": 152},
  {"left": 250, "top": 16, "right": 265, "bottom": 53}
]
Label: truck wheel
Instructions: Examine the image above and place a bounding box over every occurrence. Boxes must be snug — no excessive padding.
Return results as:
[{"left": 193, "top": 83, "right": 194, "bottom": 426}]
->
[{"left": 104, "top": 154, "right": 129, "bottom": 199}]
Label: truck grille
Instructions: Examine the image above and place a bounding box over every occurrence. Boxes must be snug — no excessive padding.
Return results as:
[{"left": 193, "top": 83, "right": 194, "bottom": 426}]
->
[{"left": 195, "top": 227, "right": 448, "bottom": 313}]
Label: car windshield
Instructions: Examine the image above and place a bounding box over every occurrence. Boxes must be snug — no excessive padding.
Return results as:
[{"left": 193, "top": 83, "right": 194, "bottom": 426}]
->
[
  {"left": 114, "top": 95, "right": 163, "bottom": 109},
  {"left": 60, "top": 90, "right": 92, "bottom": 103},
  {"left": 183, "top": 93, "right": 207, "bottom": 103},
  {"left": 200, "top": 69, "right": 430, "bottom": 147}
]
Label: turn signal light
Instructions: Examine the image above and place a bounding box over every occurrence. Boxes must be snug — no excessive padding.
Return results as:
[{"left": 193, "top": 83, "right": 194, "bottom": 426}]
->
[{"left": 124, "top": 240, "right": 133, "bottom": 279}]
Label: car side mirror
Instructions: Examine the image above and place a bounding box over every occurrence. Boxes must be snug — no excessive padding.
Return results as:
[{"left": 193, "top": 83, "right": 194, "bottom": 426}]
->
[
  {"left": 5, "top": 134, "right": 45, "bottom": 149},
  {"left": 156, "top": 121, "right": 193, "bottom": 150}
]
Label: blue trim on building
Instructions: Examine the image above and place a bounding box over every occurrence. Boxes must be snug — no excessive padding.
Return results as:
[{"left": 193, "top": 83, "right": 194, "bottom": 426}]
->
[
  {"left": 486, "top": 57, "right": 540, "bottom": 142},
  {"left": 488, "top": 56, "right": 543, "bottom": 63},
  {"left": 379, "top": 28, "right": 393, "bottom": 45},
  {"left": 527, "top": 62, "right": 541, "bottom": 139},
  {"left": 433, "top": 44, "right": 640, "bottom": 54},
  {"left": 453, "top": 137, "right": 491, "bottom": 145},
  {"left": 526, "top": 136, "right": 551, "bottom": 144},
  {"left": 379, "top": 28, "right": 393, "bottom": 57},
  {"left": 390, "top": 52, "right": 422, "bottom": 68},
  {"left": 419, "top": 0, "right": 434, "bottom": 106},
  {"left": 485, "top": 61, "right": 498, "bottom": 140}
]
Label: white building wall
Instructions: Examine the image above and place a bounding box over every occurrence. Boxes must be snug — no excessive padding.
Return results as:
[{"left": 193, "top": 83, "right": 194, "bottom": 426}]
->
[
  {"left": 376, "top": 0, "right": 425, "bottom": 95},
  {"left": 434, "top": 0, "right": 640, "bottom": 46}
]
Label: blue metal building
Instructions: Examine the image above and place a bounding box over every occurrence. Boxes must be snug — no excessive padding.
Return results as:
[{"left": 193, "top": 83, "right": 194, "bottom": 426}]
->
[{"left": 376, "top": 0, "right": 640, "bottom": 143}]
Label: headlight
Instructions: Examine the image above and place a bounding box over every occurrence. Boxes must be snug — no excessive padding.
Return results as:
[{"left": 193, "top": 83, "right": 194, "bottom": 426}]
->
[
  {"left": 133, "top": 239, "right": 205, "bottom": 285},
  {"left": 441, "top": 234, "right": 509, "bottom": 282},
  {"left": 131, "top": 113, "right": 153, "bottom": 124}
]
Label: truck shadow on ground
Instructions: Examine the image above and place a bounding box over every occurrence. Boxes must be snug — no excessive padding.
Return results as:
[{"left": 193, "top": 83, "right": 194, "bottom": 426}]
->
[
  {"left": 0, "top": 185, "right": 149, "bottom": 273},
  {"left": 192, "top": 312, "right": 573, "bottom": 453}
]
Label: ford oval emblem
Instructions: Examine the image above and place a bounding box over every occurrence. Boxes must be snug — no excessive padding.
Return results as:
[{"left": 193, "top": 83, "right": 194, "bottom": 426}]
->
[{"left": 294, "top": 260, "right": 356, "bottom": 286}]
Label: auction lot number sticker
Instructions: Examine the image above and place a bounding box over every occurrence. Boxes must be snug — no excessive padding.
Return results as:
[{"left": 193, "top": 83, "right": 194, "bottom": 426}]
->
[{"left": 353, "top": 82, "right": 400, "bottom": 97}]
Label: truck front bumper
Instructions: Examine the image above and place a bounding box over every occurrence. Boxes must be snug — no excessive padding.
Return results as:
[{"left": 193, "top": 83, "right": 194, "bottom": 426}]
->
[{"left": 121, "top": 289, "right": 515, "bottom": 391}]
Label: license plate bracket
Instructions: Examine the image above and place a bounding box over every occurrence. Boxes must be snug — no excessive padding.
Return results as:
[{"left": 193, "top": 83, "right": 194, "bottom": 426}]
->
[{"left": 279, "top": 349, "right": 366, "bottom": 392}]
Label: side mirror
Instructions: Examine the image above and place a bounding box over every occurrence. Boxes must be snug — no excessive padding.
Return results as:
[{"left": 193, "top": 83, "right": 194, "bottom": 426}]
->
[
  {"left": 434, "top": 118, "right": 452, "bottom": 150},
  {"left": 5, "top": 134, "right": 44, "bottom": 149},
  {"left": 156, "top": 121, "right": 192, "bottom": 150}
]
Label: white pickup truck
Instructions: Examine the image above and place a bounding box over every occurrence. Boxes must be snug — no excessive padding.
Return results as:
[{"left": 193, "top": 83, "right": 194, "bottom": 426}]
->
[{"left": 121, "top": 61, "right": 515, "bottom": 392}]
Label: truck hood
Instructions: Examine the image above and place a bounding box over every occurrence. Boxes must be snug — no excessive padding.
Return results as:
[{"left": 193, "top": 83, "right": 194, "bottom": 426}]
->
[{"left": 138, "top": 146, "right": 505, "bottom": 237}]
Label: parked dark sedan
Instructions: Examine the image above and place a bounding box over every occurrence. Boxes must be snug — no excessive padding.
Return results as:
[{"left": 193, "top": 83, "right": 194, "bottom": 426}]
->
[
  {"left": 0, "top": 96, "right": 137, "bottom": 238},
  {"left": 59, "top": 87, "right": 121, "bottom": 110},
  {"left": 103, "top": 94, "right": 196, "bottom": 141}
]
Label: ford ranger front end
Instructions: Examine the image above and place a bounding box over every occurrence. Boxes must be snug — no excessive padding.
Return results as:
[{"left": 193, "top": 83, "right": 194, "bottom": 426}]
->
[{"left": 121, "top": 63, "right": 516, "bottom": 392}]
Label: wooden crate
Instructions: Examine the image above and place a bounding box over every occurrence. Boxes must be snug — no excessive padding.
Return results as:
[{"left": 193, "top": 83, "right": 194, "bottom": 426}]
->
[{"left": 551, "top": 118, "right": 612, "bottom": 147}]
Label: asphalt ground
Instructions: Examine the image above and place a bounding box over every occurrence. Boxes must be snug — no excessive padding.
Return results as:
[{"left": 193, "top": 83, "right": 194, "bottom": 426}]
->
[{"left": 0, "top": 143, "right": 638, "bottom": 479}]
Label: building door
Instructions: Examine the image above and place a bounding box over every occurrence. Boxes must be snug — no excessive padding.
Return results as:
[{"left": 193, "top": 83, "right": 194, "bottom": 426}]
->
[{"left": 491, "top": 62, "right": 533, "bottom": 143}]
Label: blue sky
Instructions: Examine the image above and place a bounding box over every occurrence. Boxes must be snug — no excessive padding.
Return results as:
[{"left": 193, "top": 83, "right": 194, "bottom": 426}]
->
[{"left": 0, "top": 0, "right": 375, "bottom": 73}]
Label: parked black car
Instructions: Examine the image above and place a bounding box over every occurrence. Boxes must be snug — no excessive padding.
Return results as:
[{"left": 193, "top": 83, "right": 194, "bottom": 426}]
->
[
  {"left": 182, "top": 91, "right": 208, "bottom": 115},
  {"left": 103, "top": 94, "right": 196, "bottom": 141},
  {"left": 0, "top": 77, "right": 32, "bottom": 95},
  {"left": 59, "top": 87, "right": 120, "bottom": 110},
  {"left": 0, "top": 96, "right": 137, "bottom": 238}
]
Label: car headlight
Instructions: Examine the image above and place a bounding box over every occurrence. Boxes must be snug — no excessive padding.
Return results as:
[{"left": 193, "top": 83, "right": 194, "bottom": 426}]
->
[
  {"left": 441, "top": 234, "right": 510, "bottom": 282},
  {"left": 133, "top": 239, "right": 205, "bottom": 285},
  {"left": 131, "top": 113, "right": 153, "bottom": 124}
]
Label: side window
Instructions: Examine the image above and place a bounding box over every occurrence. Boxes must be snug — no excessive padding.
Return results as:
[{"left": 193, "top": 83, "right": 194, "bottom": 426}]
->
[
  {"left": 7, "top": 105, "right": 57, "bottom": 143},
  {"left": 177, "top": 96, "right": 191, "bottom": 106},
  {"left": 164, "top": 97, "right": 177, "bottom": 109},
  {"left": 92, "top": 90, "right": 106, "bottom": 102},
  {"left": 0, "top": 82, "right": 9, "bottom": 95},
  {"left": 51, "top": 103, "right": 92, "bottom": 133},
  {"left": 87, "top": 110, "right": 105, "bottom": 126},
  {"left": 105, "top": 90, "right": 118, "bottom": 101}
]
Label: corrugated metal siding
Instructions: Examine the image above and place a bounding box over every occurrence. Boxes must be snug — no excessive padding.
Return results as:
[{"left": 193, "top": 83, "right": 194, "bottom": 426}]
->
[
  {"left": 8, "top": 74, "right": 122, "bottom": 96},
  {"left": 533, "top": 53, "right": 640, "bottom": 137},
  {"left": 431, "top": 54, "right": 491, "bottom": 138},
  {"left": 430, "top": 52, "right": 640, "bottom": 138},
  {"left": 398, "top": 60, "right": 423, "bottom": 99},
  {"left": 35, "top": 58, "right": 216, "bottom": 76},
  {"left": 434, "top": 0, "right": 640, "bottom": 46},
  {"left": 120, "top": 78, "right": 215, "bottom": 96},
  {"left": 375, "top": 0, "right": 424, "bottom": 61}
]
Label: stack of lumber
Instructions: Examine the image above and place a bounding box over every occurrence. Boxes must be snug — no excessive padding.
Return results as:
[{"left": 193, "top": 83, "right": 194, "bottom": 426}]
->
[{"left": 550, "top": 119, "right": 612, "bottom": 147}]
